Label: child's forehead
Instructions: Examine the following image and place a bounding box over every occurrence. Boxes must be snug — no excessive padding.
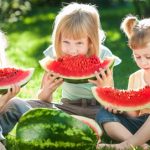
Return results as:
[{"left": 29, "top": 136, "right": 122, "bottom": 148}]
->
[
  {"left": 133, "top": 44, "right": 150, "bottom": 55},
  {"left": 61, "top": 35, "right": 88, "bottom": 40},
  {"left": 61, "top": 31, "right": 88, "bottom": 40}
]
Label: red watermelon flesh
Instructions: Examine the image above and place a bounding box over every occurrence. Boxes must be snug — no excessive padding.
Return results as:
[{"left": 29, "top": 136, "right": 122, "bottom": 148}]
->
[
  {"left": 71, "top": 115, "right": 103, "bottom": 140},
  {"left": 92, "top": 86, "right": 150, "bottom": 111},
  {"left": 40, "top": 55, "right": 114, "bottom": 83},
  {"left": 0, "top": 67, "right": 34, "bottom": 94}
]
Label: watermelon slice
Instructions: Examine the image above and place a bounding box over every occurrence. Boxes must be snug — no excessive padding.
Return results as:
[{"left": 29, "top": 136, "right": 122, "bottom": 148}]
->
[
  {"left": 92, "top": 86, "right": 150, "bottom": 111},
  {"left": 0, "top": 67, "right": 34, "bottom": 94},
  {"left": 39, "top": 55, "right": 114, "bottom": 83},
  {"left": 71, "top": 115, "right": 103, "bottom": 140}
]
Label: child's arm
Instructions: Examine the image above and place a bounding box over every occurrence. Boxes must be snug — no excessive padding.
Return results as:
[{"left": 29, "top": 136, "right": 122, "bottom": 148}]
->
[
  {"left": 38, "top": 72, "right": 63, "bottom": 102},
  {"left": 0, "top": 85, "right": 20, "bottom": 111},
  {"left": 88, "top": 67, "right": 114, "bottom": 87}
]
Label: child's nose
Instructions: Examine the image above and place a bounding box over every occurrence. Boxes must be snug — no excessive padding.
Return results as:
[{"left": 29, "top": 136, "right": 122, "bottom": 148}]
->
[
  {"left": 71, "top": 47, "right": 77, "bottom": 55},
  {"left": 71, "top": 50, "right": 77, "bottom": 56}
]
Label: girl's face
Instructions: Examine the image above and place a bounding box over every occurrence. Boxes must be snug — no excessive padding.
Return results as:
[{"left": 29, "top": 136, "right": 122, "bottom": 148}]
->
[
  {"left": 61, "top": 34, "right": 89, "bottom": 56},
  {"left": 133, "top": 43, "right": 150, "bottom": 72}
]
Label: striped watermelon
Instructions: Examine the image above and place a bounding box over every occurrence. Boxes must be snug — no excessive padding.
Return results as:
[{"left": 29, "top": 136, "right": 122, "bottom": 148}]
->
[
  {"left": 7, "top": 108, "right": 102, "bottom": 150},
  {"left": 92, "top": 86, "right": 150, "bottom": 111},
  {"left": 39, "top": 55, "right": 114, "bottom": 83}
]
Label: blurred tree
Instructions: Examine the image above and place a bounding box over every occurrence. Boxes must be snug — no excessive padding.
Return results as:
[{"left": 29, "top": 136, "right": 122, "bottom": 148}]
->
[
  {"left": 30, "top": 0, "right": 61, "bottom": 6},
  {"left": 97, "top": 0, "right": 112, "bottom": 7},
  {"left": 0, "top": 0, "right": 31, "bottom": 23},
  {"left": 132, "top": 0, "right": 150, "bottom": 17}
]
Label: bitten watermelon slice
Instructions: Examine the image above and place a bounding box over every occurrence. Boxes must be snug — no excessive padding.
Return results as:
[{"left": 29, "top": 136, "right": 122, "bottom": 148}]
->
[
  {"left": 92, "top": 86, "right": 150, "bottom": 111},
  {"left": 71, "top": 115, "right": 103, "bottom": 140},
  {"left": 0, "top": 67, "right": 34, "bottom": 94},
  {"left": 39, "top": 55, "right": 114, "bottom": 83},
  {"left": 7, "top": 108, "right": 102, "bottom": 150}
]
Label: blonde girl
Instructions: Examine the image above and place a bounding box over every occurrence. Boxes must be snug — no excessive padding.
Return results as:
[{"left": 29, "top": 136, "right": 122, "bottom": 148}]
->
[
  {"left": 37, "top": 3, "right": 121, "bottom": 119},
  {"left": 0, "top": 30, "right": 31, "bottom": 149},
  {"left": 97, "top": 15, "right": 150, "bottom": 149}
]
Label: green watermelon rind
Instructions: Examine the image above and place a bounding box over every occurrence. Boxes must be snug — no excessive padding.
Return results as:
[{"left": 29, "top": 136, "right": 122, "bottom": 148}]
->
[
  {"left": 71, "top": 115, "right": 103, "bottom": 139},
  {"left": 39, "top": 56, "right": 115, "bottom": 84},
  {"left": 0, "top": 68, "right": 34, "bottom": 94},
  {"left": 92, "top": 86, "right": 150, "bottom": 112},
  {"left": 7, "top": 108, "right": 98, "bottom": 150},
  {"left": 6, "top": 134, "right": 96, "bottom": 150}
]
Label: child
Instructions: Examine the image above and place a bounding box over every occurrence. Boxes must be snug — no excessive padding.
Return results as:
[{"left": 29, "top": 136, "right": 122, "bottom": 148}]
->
[
  {"left": 101, "top": 115, "right": 150, "bottom": 149},
  {"left": 97, "top": 15, "right": 150, "bottom": 149},
  {"left": 37, "top": 3, "right": 121, "bottom": 119},
  {"left": 0, "top": 30, "right": 31, "bottom": 149}
]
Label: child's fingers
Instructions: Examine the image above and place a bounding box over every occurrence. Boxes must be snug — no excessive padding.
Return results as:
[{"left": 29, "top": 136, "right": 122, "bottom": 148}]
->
[
  {"left": 88, "top": 79, "right": 98, "bottom": 85},
  {"left": 104, "top": 106, "right": 108, "bottom": 110},
  {"left": 54, "top": 78, "right": 63, "bottom": 85},
  {"left": 112, "top": 109, "right": 118, "bottom": 114},
  {"left": 15, "top": 85, "right": 21, "bottom": 93},
  {"left": 106, "top": 67, "right": 112, "bottom": 77},
  {"left": 118, "top": 110, "right": 124, "bottom": 114},
  {"left": 48, "top": 74, "right": 60, "bottom": 83},
  {"left": 10, "top": 85, "right": 20, "bottom": 95},
  {"left": 95, "top": 71, "right": 102, "bottom": 81},
  {"left": 46, "top": 72, "right": 55, "bottom": 79},
  {"left": 49, "top": 78, "right": 63, "bottom": 91},
  {"left": 54, "top": 78, "right": 63, "bottom": 88},
  {"left": 7, "top": 87, "right": 12, "bottom": 94},
  {"left": 107, "top": 107, "right": 113, "bottom": 113},
  {"left": 100, "top": 69, "right": 107, "bottom": 79},
  {"left": 49, "top": 71, "right": 60, "bottom": 78},
  {"left": 106, "top": 106, "right": 118, "bottom": 114},
  {"left": 46, "top": 72, "right": 57, "bottom": 79},
  {"left": 107, "top": 67, "right": 111, "bottom": 74}
]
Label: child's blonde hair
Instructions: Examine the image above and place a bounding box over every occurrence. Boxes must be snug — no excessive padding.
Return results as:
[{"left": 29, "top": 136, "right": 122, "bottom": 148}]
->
[
  {"left": 52, "top": 2, "right": 105, "bottom": 57},
  {"left": 121, "top": 15, "right": 150, "bottom": 50},
  {"left": 0, "top": 30, "right": 7, "bottom": 67}
]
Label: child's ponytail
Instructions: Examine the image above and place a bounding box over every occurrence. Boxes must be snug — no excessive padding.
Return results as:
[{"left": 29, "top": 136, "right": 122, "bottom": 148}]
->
[{"left": 121, "top": 15, "right": 138, "bottom": 39}]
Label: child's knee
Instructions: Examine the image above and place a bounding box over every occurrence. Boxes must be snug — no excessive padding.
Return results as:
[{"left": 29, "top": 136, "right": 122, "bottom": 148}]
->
[{"left": 7, "top": 98, "right": 31, "bottom": 114}]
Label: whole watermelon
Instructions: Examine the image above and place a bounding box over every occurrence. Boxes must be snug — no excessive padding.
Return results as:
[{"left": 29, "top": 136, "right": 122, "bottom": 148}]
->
[{"left": 7, "top": 108, "right": 100, "bottom": 150}]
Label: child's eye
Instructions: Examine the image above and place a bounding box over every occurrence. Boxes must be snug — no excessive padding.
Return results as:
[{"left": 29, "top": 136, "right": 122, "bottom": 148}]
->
[
  {"left": 146, "top": 57, "right": 150, "bottom": 59},
  {"left": 63, "top": 41, "right": 69, "bottom": 44},
  {"left": 134, "top": 56, "right": 141, "bottom": 60},
  {"left": 77, "top": 42, "right": 83, "bottom": 45},
  {"left": 136, "top": 57, "right": 141, "bottom": 59}
]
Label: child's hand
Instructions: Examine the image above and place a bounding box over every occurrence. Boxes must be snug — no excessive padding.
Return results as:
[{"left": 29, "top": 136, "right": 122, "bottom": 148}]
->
[
  {"left": 104, "top": 106, "right": 123, "bottom": 114},
  {"left": 0, "top": 85, "right": 20, "bottom": 110},
  {"left": 38, "top": 72, "right": 63, "bottom": 102},
  {"left": 88, "top": 68, "right": 114, "bottom": 87}
]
